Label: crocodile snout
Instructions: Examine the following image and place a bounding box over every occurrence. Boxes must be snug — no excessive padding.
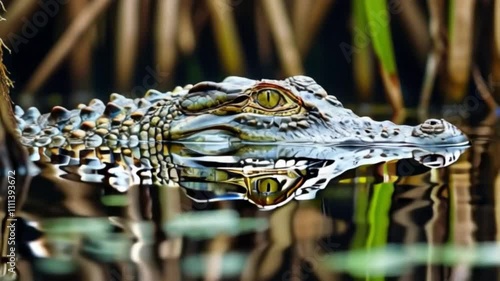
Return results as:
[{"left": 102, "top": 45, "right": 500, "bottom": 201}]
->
[{"left": 411, "top": 118, "right": 469, "bottom": 146}]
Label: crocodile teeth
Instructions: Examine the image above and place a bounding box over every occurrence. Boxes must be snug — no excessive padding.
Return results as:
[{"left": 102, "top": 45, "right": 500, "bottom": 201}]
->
[
  {"left": 273, "top": 118, "right": 281, "bottom": 126},
  {"left": 184, "top": 84, "right": 193, "bottom": 90},
  {"left": 247, "top": 119, "right": 257, "bottom": 126},
  {"left": 263, "top": 119, "right": 273, "bottom": 127},
  {"left": 288, "top": 121, "right": 297, "bottom": 128},
  {"left": 297, "top": 120, "right": 310, "bottom": 128},
  {"left": 279, "top": 123, "right": 288, "bottom": 131}
]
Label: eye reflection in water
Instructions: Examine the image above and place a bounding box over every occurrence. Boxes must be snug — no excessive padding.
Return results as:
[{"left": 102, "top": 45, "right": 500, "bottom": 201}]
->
[{"left": 3, "top": 139, "right": 500, "bottom": 281}]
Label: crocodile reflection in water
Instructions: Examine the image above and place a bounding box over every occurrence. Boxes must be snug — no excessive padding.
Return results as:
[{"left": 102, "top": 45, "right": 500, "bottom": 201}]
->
[
  {"left": 15, "top": 75, "right": 470, "bottom": 208},
  {"left": 172, "top": 144, "right": 467, "bottom": 209},
  {"left": 37, "top": 142, "right": 468, "bottom": 209}
]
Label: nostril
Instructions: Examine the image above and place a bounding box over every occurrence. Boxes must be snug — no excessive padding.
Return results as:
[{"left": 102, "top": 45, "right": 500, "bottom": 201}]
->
[
  {"left": 419, "top": 119, "right": 445, "bottom": 135},
  {"left": 425, "top": 119, "right": 441, "bottom": 126}
]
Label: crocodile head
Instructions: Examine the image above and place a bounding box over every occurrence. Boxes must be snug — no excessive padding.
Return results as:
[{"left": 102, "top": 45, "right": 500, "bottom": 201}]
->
[{"left": 168, "top": 76, "right": 469, "bottom": 147}]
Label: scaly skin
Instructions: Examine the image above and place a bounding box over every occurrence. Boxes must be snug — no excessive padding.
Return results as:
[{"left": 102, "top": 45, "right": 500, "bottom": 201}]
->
[{"left": 15, "top": 76, "right": 469, "bottom": 153}]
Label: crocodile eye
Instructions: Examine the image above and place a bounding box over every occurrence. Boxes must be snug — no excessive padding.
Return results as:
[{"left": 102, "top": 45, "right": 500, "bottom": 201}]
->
[
  {"left": 244, "top": 84, "right": 305, "bottom": 116},
  {"left": 256, "top": 89, "right": 282, "bottom": 109},
  {"left": 257, "top": 178, "right": 279, "bottom": 193}
]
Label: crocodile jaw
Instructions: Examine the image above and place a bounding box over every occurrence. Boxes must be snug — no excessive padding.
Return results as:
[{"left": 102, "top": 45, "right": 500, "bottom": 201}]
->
[{"left": 169, "top": 113, "right": 469, "bottom": 146}]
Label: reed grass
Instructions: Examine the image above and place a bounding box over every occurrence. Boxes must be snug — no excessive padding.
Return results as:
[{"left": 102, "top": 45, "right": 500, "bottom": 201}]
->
[
  {"left": 352, "top": 0, "right": 374, "bottom": 102},
  {"left": 419, "top": 0, "right": 445, "bottom": 119},
  {"left": 445, "top": 0, "right": 475, "bottom": 102},
  {"left": 115, "top": 0, "right": 139, "bottom": 91},
  {"left": 206, "top": 0, "right": 245, "bottom": 75},
  {"left": 0, "top": 0, "right": 37, "bottom": 40},
  {"left": 0, "top": 0, "right": 494, "bottom": 117},
  {"left": 363, "top": 0, "right": 405, "bottom": 121},
  {"left": 155, "top": 0, "right": 179, "bottom": 89},
  {"left": 177, "top": 0, "right": 195, "bottom": 56},
  {"left": 491, "top": 0, "right": 500, "bottom": 102},
  {"left": 261, "top": 0, "right": 303, "bottom": 76},
  {"left": 22, "top": 0, "right": 112, "bottom": 96}
]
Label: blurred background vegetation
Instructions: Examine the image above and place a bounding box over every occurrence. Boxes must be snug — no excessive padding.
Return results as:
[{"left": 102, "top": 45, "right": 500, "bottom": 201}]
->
[{"left": 0, "top": 0, "right": 498, "bottom": 121}]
